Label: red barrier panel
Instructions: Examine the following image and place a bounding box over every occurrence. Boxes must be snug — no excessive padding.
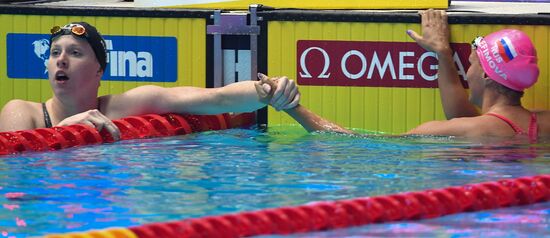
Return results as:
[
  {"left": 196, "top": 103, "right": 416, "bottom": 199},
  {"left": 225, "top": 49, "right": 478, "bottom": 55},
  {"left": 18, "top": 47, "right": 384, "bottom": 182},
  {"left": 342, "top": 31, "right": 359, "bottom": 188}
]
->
[
  {"left": 0, "top": 134, "right": 12, "bottom": 155},
  {"left": 16, "top": 130, "right": 49, "bottom": 151},
  {"left": 141, "top": 114, "right": 176, "bottom": 137},
  {"left": 122, "top": 116, "right": 159, "bottom": 138},
  {"left": 53, "top": 126, "right": 85, "bottom": 147},
  {"left": 67, "top": 125, "right": 103, "bottom": 144},
  {"left": 35, "top": 128, "right": 69, "bottom": 150},
  {"left": 226, "top": 112, "right": 256, "bottom": 129},
  {"left": 0, "top": 132, "right": 32, "bottom": 153},
  {"left": 161, "top": 113, "right": 193, "bottom": 135},
  {"left": 0, "top": 113, "right": 256, "bottom": 155},
  {"left": 104, "top": 120, "right": 140, "bottom": 142}
]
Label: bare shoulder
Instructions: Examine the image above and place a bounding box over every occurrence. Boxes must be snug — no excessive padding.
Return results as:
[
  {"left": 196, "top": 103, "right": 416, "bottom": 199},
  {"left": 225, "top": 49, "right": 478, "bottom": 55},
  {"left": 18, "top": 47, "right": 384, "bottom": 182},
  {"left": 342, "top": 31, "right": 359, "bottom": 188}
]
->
[
  {"left": 407, "top": 116, "right": 503, "bottom": 137},
  {"left": 1, "top": 99, "right": 40, "bottom": 114},
  {"left": 0, "top": 99, "right": 42, "bottom": 131}
]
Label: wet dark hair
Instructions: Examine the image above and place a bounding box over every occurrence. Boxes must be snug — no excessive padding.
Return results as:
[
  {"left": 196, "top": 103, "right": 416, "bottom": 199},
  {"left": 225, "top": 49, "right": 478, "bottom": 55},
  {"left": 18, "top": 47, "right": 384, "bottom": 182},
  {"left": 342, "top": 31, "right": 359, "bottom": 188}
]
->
[
  {"left": 50, "top": 22, "right": 107, "bottom": 71},
  {"left": 485, "top": 79, "right": 524, "bottom": 102}
]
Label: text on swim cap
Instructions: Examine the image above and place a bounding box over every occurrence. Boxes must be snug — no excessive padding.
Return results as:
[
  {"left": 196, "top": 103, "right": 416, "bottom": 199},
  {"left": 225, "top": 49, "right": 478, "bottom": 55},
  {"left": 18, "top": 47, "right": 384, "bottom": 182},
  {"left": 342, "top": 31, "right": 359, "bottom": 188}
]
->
[{"left": 478, "top": 40, "right": 508, "bottom": 81}]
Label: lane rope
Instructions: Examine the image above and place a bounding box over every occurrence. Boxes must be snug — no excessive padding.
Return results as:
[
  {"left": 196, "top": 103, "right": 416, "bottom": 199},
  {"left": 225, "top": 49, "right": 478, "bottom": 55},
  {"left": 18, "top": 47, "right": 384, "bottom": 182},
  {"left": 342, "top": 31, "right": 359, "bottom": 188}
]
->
[
  {"left": 46, "top": 174, "right": 550, "bottom": 237},
  {"left": 0, "top": 112, "right": 256, "bottom": 155}
]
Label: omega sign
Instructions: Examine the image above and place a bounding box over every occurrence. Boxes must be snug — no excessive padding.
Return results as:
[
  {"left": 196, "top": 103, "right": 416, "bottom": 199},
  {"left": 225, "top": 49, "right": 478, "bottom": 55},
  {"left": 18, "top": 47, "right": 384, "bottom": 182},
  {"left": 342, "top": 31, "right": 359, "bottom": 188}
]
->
[{"left": 297, "top": 40, "right": 471, "bottom": 88}]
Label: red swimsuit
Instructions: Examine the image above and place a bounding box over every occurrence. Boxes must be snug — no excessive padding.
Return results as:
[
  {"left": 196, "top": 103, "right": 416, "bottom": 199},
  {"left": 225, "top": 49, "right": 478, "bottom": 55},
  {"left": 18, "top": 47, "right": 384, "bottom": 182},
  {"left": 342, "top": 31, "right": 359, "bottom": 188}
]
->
[{"left": 485, "top": 112, "right": 538, "bottom": 141}]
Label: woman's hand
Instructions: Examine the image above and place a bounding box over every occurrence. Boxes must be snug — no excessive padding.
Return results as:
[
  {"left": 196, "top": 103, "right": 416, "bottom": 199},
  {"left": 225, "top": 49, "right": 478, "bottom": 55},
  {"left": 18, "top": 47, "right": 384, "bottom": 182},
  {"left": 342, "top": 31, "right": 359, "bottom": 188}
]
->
[
  {"left": 57, "top": 109, "right": 120, "bottom": 141},
  {"left": 407, "top": 9, "right": 451, "bottom": 55},
  {"left": 255, "top": 73, "right": 300, "bottom": 111}
]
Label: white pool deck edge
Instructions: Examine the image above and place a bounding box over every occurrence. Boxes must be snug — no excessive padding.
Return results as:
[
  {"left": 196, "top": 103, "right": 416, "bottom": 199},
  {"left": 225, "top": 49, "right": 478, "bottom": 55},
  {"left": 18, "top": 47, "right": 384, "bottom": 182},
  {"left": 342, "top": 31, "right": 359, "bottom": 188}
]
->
[{"left": 20, "top": 0, "right": 550, "bottom": 14}]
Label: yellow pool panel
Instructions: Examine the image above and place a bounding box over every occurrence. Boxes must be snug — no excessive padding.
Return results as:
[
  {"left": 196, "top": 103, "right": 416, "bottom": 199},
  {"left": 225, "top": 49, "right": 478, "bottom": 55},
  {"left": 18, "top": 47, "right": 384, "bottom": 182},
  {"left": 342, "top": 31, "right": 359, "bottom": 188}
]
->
[
  {"left": 0, "top": 14, "right": 206, "bottom": 108},
  {"left": 266, "top": 21, "right": 550, "bottom": 134}
]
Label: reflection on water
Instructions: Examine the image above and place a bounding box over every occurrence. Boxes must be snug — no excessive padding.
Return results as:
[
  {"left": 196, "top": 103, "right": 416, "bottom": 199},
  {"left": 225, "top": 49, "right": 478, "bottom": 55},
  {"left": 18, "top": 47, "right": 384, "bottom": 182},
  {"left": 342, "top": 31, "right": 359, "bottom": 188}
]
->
[{"left": 0, "top": 126, "right": 548, "bottom": 237}]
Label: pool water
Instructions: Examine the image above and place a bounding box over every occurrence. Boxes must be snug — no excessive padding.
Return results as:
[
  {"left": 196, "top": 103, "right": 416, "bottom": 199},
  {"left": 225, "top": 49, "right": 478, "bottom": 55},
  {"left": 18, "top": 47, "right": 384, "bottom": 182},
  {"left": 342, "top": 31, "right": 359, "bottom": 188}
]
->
[{"left": 0, "top": 126, "right": 549, "bottom": 237}]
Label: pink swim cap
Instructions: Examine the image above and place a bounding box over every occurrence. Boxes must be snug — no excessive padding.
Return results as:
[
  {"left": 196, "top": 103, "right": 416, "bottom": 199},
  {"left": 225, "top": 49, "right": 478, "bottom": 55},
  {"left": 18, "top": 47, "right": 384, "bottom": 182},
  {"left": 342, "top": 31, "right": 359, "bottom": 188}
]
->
[{"left": 474, "top": 29, "right": 539, "bottom": 91}]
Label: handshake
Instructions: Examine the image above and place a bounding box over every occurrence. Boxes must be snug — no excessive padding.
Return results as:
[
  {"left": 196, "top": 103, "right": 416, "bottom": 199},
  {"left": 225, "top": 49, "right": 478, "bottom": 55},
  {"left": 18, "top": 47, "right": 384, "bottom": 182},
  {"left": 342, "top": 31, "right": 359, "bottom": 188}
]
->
[{"left": 254, "top": 73, "right": 300, "bottom": 111}]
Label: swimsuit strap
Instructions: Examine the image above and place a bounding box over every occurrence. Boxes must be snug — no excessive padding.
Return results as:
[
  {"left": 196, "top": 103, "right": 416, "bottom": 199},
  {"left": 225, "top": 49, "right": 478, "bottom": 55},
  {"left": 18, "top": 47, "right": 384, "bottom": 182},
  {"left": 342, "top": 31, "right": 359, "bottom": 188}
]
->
[
  {"left": 528, "top": 113, "right": 538, "bottom": 141},
  {"left": 42, "top": 102, "right": 53, "bottom": 128},
  {"left": 97, "top": 97, "right": 101, "bottom": 112},
  {"left": 485, "top": 112, "right": 525, "bottom": 135},
  {"left": 41, "top": 98, "right": 101, "bottom": 129}
]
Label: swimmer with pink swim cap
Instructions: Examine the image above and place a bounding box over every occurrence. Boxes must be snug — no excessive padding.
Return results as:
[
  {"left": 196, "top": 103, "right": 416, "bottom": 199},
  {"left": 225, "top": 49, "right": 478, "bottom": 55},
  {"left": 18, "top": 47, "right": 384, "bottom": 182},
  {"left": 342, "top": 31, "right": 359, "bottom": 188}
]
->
[
  {"left": 473, "top": 29, "right": 539, "bottom": 92},
  {"left": 405, "top": 9, "right": 549, "bottom": 140},
  {"left": 257, "top": 9, "right": 550, "bottom": 139}
]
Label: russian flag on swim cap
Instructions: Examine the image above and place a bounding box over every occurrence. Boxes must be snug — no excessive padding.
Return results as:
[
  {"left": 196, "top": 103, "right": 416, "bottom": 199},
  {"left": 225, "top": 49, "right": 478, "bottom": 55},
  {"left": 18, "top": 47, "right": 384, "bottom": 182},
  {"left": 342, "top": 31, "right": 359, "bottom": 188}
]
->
[
  {"left": 475, "top": 29, "right": 539, "bottom": 92},
  {"left": 497, "top": 37, "right": 518, "bottom": 62}
]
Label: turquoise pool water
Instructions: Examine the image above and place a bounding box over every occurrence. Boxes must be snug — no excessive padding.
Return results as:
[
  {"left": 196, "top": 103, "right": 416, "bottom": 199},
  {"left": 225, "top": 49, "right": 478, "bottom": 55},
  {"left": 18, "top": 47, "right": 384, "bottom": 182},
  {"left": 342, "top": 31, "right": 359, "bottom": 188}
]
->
[{"left": 0, "top": 126, "right": 549, "bottom": 237}]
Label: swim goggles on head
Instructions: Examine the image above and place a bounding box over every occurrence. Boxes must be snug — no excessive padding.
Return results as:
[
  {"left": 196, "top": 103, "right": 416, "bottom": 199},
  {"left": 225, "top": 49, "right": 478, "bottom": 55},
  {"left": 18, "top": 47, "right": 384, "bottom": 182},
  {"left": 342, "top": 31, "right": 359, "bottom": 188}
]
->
[
  {"left": 50, "top": 24, "right": 87, "bottom": 38},
  {"left": 471, "top": 36, "right": 484, "bottom": 50}
]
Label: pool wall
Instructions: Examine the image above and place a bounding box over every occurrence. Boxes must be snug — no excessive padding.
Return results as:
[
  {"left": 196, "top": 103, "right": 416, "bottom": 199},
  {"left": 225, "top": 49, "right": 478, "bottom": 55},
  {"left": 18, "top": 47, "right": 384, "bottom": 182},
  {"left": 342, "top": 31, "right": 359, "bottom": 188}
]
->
[{"left": 262, "top": 11, "right": 550, "bottom": 134}]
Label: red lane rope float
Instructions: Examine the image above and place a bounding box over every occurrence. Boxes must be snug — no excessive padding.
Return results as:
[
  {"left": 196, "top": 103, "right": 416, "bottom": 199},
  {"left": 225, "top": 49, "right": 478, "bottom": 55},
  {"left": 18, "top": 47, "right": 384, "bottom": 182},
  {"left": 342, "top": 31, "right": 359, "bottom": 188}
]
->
[
  {"left": 0, "top": 112, "right": 256, "bottom": 155},
  {"left": 124, "top": 174, "right": 550, "bottom": 238}
]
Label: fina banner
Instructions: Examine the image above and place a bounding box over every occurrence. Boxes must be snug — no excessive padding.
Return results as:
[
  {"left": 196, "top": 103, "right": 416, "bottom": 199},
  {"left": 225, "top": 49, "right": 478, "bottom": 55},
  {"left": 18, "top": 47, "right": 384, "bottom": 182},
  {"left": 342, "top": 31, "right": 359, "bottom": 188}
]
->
[
  {"left": 297, "top": 40, "right": 471, "bottom": 88},
  {"left": 135, "top": 0, "right": 447, "bottom": 9},
  {"left": 6, "top": 33, "right": 177, "bottom": 82}
]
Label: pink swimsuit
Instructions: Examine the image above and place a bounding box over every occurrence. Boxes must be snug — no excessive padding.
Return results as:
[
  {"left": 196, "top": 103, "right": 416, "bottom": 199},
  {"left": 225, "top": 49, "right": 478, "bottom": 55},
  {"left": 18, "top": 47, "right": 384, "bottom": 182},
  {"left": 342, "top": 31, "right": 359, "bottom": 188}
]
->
[{"left": 485, "top": 112, "right": 538, "bottom": 141}]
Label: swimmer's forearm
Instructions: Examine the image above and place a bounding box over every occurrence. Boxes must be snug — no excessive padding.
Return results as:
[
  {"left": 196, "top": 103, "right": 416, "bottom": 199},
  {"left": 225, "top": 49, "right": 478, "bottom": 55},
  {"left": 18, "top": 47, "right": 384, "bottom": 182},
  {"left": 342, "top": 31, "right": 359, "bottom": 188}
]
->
[
  {"left": 284, "top": 105, "right": 354, "bottom": 134},
  {"left": 216, "top": 81, "right": 267, "bottom": 113},
  {"left": 437, "top": 51, "right": 479, "bottom": 119}
]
